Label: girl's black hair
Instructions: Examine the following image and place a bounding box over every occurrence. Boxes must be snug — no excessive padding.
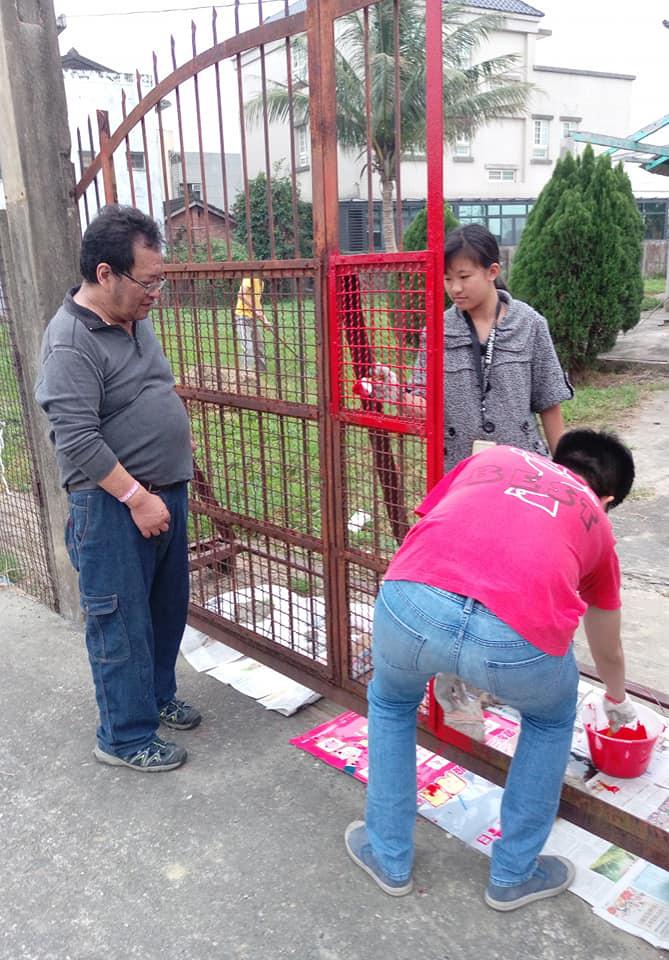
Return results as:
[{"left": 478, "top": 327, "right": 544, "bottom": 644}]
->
[{"left": 445, "top": 223, "right": 508, "bottom": 291}]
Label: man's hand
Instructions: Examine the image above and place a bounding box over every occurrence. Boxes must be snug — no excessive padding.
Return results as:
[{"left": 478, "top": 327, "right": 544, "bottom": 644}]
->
[
  {"left": 127, "top": 487, "right": 171, "bottom": 538},
  {"left": 603, "top": 693, "right": 638, "bottom": 733}
]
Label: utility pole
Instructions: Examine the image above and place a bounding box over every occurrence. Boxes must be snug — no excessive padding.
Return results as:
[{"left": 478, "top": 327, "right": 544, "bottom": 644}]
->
[{"left": 0, "top": 0, "right": 81, "bottom": 617}]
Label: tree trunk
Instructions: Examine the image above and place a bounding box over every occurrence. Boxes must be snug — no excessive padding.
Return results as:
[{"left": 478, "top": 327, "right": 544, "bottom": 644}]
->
[{"left": 380, "top": 176, "right": 397, "bottom": 253}]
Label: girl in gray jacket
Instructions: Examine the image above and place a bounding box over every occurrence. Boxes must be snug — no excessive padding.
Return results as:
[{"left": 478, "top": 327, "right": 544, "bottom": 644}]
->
[{"left": 374, "top": 224, "right": 573, "bottom": 471}]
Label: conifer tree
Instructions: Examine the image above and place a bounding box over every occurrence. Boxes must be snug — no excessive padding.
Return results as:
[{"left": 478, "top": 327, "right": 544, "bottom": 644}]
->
[
  {"left": 509, "top": 151, "right": 578, "bottom": 301},
  {"left": 580, "top": 152, "right": 625, "bottom": 358},
  {"left": 395, "top": 203, "right": 459, "bottom": 346},
  {"left": 509, "top": 144, "right": 643, "bottom": 370},
  {"left": 612, "top": 162, "right": 644, "bottom": 332}
]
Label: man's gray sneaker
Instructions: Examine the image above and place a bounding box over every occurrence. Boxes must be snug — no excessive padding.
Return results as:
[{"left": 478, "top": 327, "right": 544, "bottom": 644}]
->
[
  {"left": 94, "top": 736, "right": 187, "bottom": 772},
  {"left": 485, "top": 855, "right": 575, "bottom": 911},
  {"left": 159, "top": 698, "right": 202, "bottom": 730},
  {"left": 344, "top": 821, "right": 413, "bottom": 897}
]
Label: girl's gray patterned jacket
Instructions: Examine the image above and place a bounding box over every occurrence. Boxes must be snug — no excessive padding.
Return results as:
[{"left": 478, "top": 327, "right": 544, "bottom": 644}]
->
[{"left": 410, "top": 291, "right": 573, "bottom": 472}]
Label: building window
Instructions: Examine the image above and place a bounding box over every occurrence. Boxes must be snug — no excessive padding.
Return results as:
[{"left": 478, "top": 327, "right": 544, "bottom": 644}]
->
[
  {"left": 296, "top": 124, "right": 310, "bottom": 169},
  {"left": 129, "top": 151, "right": 145, "bottom": 171},
  {"left": 452, "top": 200, "right": 534, "bottom": 245},
  {"left": 637, "top": 199, "right": 668, "bottom": 240},
  {"left": 532, "top": 119, "right": 549, "bottom": 159},
  {"left": 454, "top": 46, "right": 472, "bottom": 70},
  {"left": 561, "top": 119, "right": 579, "bottom": 140},
  {"left": 487, "top": 168, "right": 516, "bottom": 182},
  {"left": 454, "top": 134, "right": 471, "bottom": 158},
  {"left": 178, "top": 181, "right": 201, "bottom": 199},
  {"left": 292, "top": 41, "right": 308, "bottom": 85}
]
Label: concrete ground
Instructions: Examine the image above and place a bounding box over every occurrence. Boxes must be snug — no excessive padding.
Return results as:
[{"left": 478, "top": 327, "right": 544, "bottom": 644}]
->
[
  {"left": 1, "top": 588, "right": 664, "bottom": 960},
  {"left": 2, "top": 316, "right": 668, "bottom": 960},
  {"left": 574, "top": 311, "right": 669, "bottom": 690},
  {"left": 599, "top": 306, "right": 669, "bottom": 369}
]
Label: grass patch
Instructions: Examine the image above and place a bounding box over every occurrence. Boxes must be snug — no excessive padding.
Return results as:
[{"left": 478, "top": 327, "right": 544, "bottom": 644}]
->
[
  {"left": 0, "top": 550, "right": 23, "bottom": 583},
  {"left": 640, "top": 295, "right": 664, "bottom": 312},
  {"left": 563, "top": 383, "right": 640, "bottom": 427},
  {"left": 564, "top": 367, "right": 666, "bottom": 430},
  {"left": 643, "top": 277, "right": 666, "bottom": 296},
  {"left": 0, "top": 323, "right": 32, "bottom": 492},
  {"left": 627, "top": 485, "right": 655, "bottom": 502}
]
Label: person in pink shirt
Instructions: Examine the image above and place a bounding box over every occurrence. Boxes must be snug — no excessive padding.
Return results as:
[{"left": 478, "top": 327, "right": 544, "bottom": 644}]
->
[{"left": 344, "top": 430, "right": 637, "bottom": 911}]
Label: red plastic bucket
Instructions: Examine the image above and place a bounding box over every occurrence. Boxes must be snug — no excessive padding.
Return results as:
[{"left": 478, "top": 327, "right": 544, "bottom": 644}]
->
[{"left": 583, "top": 700, "right": 665, "bottom": 779}]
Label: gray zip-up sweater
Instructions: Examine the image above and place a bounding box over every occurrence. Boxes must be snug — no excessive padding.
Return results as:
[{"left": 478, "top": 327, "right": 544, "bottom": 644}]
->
[
  {"left": 410, "top": 292, "right": 573, "bottom": 472},
  {"left": 35, "top": 288, "right": 193, "bottom": 489}
]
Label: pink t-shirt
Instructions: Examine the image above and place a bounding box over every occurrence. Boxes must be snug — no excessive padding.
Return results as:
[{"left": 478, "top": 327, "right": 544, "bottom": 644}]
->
[{"left": 385, "top": 445, "right": 621, "bottom": 656}]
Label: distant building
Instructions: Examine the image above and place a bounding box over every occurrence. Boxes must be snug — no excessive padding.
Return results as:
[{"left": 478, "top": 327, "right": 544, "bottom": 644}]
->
[
  {"left": 60, "top": 49, "right": 242, "bottom": 236},
  {"left": 168, "top": 151, "right": 243, "bottom": 216},
  {"left": 164, "top": 199, "right": 236, "bottom": 247},
  {"left": 62, "top": 47, "right": 167, "bottom": 226},
  {"left": 241, "top": 1, "right": 668, "bottom": 250}
]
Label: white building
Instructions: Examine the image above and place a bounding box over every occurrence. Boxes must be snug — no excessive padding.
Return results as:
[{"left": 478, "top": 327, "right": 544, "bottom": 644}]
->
[
  {"left": 168, "top": 151, "right": 243, "bottom": 214},
  {"left": 61, "top": 48, "right": 169, "bottom": 229},
  {"left": 241, "top": 0, "right": 668, "bottom": 250}
]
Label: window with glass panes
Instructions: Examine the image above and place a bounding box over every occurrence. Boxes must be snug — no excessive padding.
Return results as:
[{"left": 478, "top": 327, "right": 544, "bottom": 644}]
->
[
  {"left": 296, "top": 124, "right": 310, "bottom": 168},
  {"left": 532, "top": 119, "right": 549, "bottom": 159},
  {"left": 292, "top": 41, "right": 307, "bottom": 84},
  {"left": 637, "top": 199, "right": 668, "bottom": 239},
  {"left": 561, "top": 119, "right": 579, "bottom": 140},
  {"left": 452, "top": 200, "right": 534, "bottom": 246},
  {"left": 487, "top": 168, "right": 516, "bottom": 182},
  {"left": 454, "top": 134, "right": 472, "bottom": 157}
]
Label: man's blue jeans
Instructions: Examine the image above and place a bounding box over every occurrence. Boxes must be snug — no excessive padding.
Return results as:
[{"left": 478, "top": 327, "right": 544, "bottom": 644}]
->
[
  {"left": 366, "top": 580, "right": 578, "bottom": 887},
  {"left": 65, "top": 483, "right": 189, "bottom": 756}
]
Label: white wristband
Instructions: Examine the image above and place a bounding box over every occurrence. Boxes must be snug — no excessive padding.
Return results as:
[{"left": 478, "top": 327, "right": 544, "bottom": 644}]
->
[{"left": 118, "top": 480, "right": 140, "bottom": 504}]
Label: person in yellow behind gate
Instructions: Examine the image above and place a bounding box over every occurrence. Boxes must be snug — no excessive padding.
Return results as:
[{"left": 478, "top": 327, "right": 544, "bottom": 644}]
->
[{"left": 234, "top": 275, "right": 268, "bottom": 375}]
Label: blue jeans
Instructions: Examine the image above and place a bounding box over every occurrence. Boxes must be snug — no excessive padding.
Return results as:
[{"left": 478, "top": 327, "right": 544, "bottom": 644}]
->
[
  {"left": 365, "top": 580, "right": 578, "bottom": 886},
  {"left": 65, "top": 483, "right": 189, "bottom": 755}
]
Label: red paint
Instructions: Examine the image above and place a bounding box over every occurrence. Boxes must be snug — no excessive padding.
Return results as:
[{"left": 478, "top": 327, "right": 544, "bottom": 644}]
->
[
  {"left": 586, "top": 719, "right": 659, "bottom": 778},
  {"left": 596, "top": 724, "right": 648, "bottom": 741}
]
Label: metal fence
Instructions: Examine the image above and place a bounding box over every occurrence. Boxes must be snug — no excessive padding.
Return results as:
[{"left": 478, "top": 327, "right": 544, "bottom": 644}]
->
[{"left": 0, "top": 232, "right": 57, "bottom": 608}]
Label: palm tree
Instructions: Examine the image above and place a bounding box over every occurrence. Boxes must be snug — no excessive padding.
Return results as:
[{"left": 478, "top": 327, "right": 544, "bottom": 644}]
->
[{"left": 246, "top": 0, "right": 534, "bottom": 251}]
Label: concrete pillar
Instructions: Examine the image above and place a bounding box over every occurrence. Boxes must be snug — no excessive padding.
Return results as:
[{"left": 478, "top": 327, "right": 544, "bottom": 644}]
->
[{"left": 0, "top": 0, "right": 82, "bottom": 618}]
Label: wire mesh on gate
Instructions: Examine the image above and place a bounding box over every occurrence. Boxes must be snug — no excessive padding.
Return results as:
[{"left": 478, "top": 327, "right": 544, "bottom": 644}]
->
[
  {"left": 329, "top": 253, "right": 434, "bottom": 690},
  {"left": 0, "top": 249, "right": 57, "bottom": 609},
  {"left": 154, "top": 260, "right": 331, "bottom": 676}
]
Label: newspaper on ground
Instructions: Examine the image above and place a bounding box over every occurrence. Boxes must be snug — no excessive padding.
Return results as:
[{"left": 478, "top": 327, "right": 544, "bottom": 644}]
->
[
  {"left": 290, "top": 685, "right": 669, "bottom": 950},
  {"left": 180, "top": 587, "right": 322, "bottom": 716}
]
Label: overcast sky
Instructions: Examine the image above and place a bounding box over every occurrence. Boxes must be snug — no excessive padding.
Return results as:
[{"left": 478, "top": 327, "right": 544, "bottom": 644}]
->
[{"left": 56, "top": 0, "right": 669, "bottom": 139}]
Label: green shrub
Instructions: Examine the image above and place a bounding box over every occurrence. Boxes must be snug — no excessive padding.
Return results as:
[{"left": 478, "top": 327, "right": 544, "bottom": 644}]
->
[
  {"left": 393, "top": 203, "right": 459, "bottom": 346},
  {"left": 232, "top": 171, "right": 313, "bottom": 261},
  {"left": 640, "top": 295, "right": 663, "bottom": 312},
  {"left": 510, "top": 146, "right": 644, "bottom": 371}
]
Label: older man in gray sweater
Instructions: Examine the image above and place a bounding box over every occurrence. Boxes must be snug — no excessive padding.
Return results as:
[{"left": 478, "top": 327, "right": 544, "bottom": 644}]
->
[{"left": 35, "top": 205, "right": 198, "bottom": 772}]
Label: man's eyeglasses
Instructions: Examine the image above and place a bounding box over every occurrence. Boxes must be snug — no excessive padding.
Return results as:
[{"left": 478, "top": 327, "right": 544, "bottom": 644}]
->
[{"left": 120, "top": 272, "right": 168, "bottom": 293}]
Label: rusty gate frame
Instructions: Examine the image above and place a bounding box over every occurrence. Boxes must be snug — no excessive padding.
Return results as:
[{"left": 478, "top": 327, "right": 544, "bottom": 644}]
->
[{"left": 72, "top": 0, "right": 667, "bottom": 869}]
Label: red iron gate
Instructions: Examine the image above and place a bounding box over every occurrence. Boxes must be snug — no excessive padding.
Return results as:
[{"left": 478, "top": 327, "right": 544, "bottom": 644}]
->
[{"left": 72, "top": 0, "right": 666, "bottom": 868}]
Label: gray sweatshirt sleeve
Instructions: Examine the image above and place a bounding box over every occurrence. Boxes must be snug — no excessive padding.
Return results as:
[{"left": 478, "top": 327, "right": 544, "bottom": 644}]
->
[
  {"left": 35, "top": 346, "right": 119, "bottom": 482},
  {"left": 530, "top": 314, "right": 574, "bottom": 412}
]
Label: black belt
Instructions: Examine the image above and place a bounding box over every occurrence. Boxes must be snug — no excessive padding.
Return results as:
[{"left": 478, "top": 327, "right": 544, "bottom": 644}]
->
[
  {"left": 66, "top": 479, "right": 182, "bottom": 494},
  {"left": 141, "top": 481, "right": 182, "bottom": 493}
]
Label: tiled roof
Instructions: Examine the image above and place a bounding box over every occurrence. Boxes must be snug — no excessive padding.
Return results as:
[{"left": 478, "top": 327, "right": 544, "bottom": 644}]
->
[
  {"left": 453, "top": 1, "right": 544, "bottom": 16},
  {"left": 60, "top": 47, "right": 118, "bottom": 74},
  {"left": 267, "top": 1, "right": 543, "bottom": 22}
]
